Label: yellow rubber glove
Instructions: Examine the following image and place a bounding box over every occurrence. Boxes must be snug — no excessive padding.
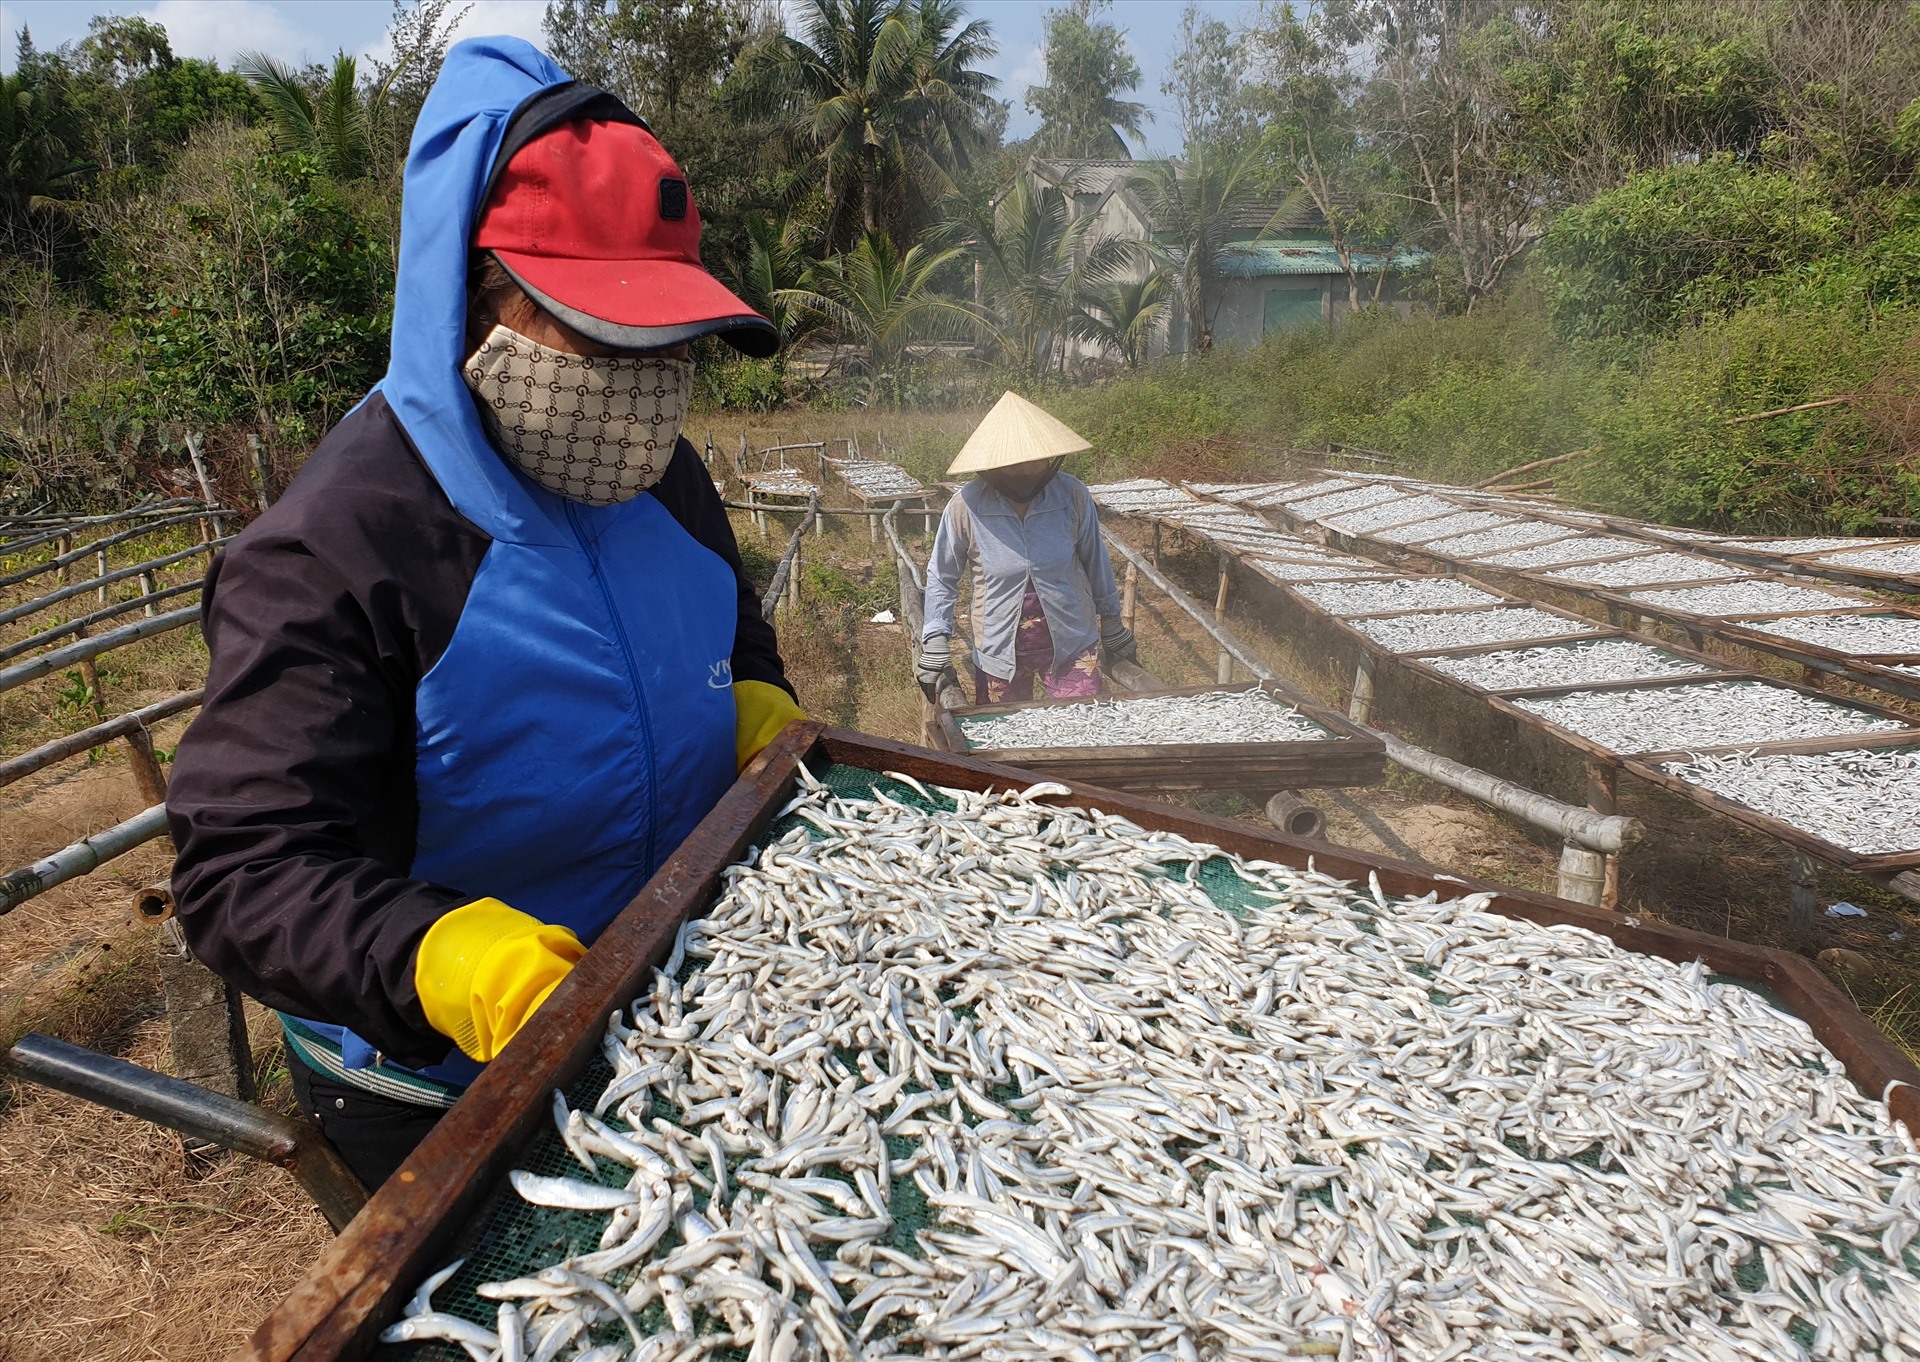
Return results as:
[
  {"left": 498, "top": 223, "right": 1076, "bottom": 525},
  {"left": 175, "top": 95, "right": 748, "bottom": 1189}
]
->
[
  {"left": 414, "top": 898, "right": 586, "bottom": 1062},
  {"left": 733, "top": 679, "right": 804, "bottom": 772}
]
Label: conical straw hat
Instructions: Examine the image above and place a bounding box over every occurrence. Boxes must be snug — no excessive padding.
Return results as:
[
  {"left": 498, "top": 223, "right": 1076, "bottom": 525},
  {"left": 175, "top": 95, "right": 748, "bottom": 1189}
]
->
[{"left": 947, "top": 391, "right": 1092, "bottom": 475}]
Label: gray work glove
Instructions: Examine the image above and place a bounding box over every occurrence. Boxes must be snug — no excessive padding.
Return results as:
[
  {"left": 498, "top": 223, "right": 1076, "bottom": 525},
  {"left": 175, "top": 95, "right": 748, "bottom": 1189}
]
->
[
  {"left": 916, "top": 635, "right": 957, "bottom": 703},
  {"left": 1099, "top": 617, "right": 1138, "bottom": 665}
]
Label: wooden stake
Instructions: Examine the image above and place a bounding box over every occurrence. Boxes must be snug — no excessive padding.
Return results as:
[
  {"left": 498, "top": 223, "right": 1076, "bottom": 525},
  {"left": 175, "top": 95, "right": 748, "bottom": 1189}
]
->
[
  {"left": 184, "top": 433, "right": 228, "bottom": 540},
  {"left": 1789, "top": 852, "right": 1818, "bottom": 932},
  {"left": 248, "top": 435, "right": 274, "bottom": 511},
  {"left": 1213, "top": 554, "right": 1233, "bottom": 684},
  {"left": 1121, "top": 560, "right": 1138, "bottom": 633},
  {"left": 1584, "top": 760, "right": 1620, "bottom": 910},
  {"left": 140, "top": 569, "right": 158, "bottom": 617},
  {"left": 1348, "top": 653, "right": 1375, "bottom": 723},
  {"left": 96, "top": 549, "right": 108, "bottom": 603},
  {"left": 123, "top": 724, "right": 168, "bottom": 807},
  {"left": 1557, "top": 842, "right": 1606, "bottom": 907},
  {"left": 157, "top": 918, "right": 255, "bottom": 1103}
]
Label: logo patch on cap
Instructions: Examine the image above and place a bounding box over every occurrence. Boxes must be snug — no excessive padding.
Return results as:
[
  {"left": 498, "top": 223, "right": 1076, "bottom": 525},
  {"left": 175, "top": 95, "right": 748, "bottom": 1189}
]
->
[{"left": 659, "top": 178, "right": 688, "bottom": 221}]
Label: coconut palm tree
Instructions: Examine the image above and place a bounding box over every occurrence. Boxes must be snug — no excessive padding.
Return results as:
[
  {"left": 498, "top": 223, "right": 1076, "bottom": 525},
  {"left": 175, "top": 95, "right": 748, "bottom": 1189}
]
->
[
  {"left": 732, "top": 0, "right": 998, "bottom": 244},
  {"left": 1071, "top": 272, "right": 1169, "bottom": 369},
  {"left": 775, "top": 231, "right": 979, "bottom": 403},
  {"left": 944, "top": 173, "right": 1138, "bottom": 379},
  {"left": 1127, "top": 140, "right": 1279, "bottom": 355},
  {"left": 727, "top": 214, "right": 821, "bottom": 357},
  {"left": 234, "top": 51, "right": 404, "bottom": 180}
]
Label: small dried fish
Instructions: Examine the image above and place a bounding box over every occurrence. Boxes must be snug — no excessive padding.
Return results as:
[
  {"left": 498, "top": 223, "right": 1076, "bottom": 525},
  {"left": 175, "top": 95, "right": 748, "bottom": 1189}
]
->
[
  {"left": 1418, "top": 521, "right": 1569, "bottom": 558},
  {"left": 1738, "top": 613, "right": 1920, "bottom": 655},
  {"left": 958, "top": 689, "right": 1334, "bottom": 750},
  {"left": 1322, "top": 494, "right": 1457, "bottom": 533},
  {"left": 1628, "top": 580, "right": 1873, "bottom": 617},
  {"left": 1294, "top": 578, "right": 1503, "bottom": 617},
  {"left": 1476, "top": 535, "right": 1649, "bottom": 568},
  {"left": 387, "top": 779, "right": 1920, "bottom": 1362},
  {"left": 1662, "top": 747, "right": 1920, "bottom": 853},
  {"left": 1540, "top": 551, "right": 1751, "bottom": 588},
  {"left": 1353, "top": 606, "right": 1599, "bottom": 653},
  {"left": 1513, "top": 679, "right": 1909, "bottom": 753},
  {"left": 1426, "top": 639, "right": 1711, "bottom": 692},
  {"left": 1813, "top": 542, "right": 1920, "bottom": 574},
  {"left": 1373, "top": 509, "right": 1517, "bottom": 544}
]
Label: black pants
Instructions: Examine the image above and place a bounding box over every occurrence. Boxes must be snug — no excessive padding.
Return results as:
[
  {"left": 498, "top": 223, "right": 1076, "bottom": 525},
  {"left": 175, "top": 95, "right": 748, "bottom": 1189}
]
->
[{"left": 286, "top": 1045, "right": 446, "bottom": 1190}]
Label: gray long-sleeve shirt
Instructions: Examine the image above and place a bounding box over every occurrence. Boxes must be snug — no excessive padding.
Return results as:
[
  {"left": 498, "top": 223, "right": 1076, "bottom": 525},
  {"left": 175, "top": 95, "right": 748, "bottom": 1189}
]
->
[{"left": 922, "top": 474, "right": 1123, "bottom": 681}]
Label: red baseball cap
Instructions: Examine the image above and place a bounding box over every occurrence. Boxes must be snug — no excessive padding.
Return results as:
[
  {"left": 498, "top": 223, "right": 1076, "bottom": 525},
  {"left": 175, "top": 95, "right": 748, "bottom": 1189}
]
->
[{"left": 474, "top": 93, "right": 778, "bottom": 358}]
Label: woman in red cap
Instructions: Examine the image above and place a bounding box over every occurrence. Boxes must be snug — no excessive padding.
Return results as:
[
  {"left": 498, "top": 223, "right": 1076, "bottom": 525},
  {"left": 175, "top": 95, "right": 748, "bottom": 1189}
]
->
[{"left": 165, "top": 39, "right": 801, "bottom": 1188}]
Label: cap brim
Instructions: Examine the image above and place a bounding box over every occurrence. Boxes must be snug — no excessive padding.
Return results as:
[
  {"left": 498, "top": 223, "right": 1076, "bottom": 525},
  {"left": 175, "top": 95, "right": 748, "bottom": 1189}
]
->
[{"left": 494, "top": 252, "right": 780, "bottom": 359}]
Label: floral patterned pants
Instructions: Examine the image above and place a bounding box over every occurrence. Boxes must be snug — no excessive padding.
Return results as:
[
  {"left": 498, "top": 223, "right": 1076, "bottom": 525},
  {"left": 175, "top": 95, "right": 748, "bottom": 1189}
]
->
[{"left": 974, "top": 585, "right": 1103, "bottom": 704}]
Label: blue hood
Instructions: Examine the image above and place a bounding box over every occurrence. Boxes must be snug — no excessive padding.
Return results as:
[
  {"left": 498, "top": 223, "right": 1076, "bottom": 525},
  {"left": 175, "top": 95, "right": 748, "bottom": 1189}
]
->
[{"left": 378, "top": 36, "right": 579, "bottom": 548}]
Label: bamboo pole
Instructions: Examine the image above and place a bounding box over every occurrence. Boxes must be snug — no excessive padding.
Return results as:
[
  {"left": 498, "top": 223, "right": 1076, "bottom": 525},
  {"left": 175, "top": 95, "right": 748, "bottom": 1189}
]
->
[
  {"left": 0, "top": 510, "right": 213, "bottom": 593},
  {"left": 0, "top": 581, "right": 204, "bottom": 665},
  {"left": 184, "top": 434, "right": 229, "bottom": 540},
  {"left": 1121, "top": 560, "right": 1137, "bottom": 633},
  {"left": 0, "top": 690, "right": 202, "bottom": 789},
  {"left": 1472, "top": 446, "right": 1598, "bottom": 490},
  {"left": 1213, "top": 553, "right": 1233, "bottom": 684},
  {"left": 0, "top": 539, "right": 222, "bottom": 629},
  {"left": 0, "top": 805, "right": 170, "bottom": 916},
  {"left": 1724, "top": 395, "right": 1852, "bottom": 426},
  {"left": 759, "top": 497, "right": 819, "bottom": 621},
  {"left": 0, "top": 607, "right": 200, "bottom": 695}
]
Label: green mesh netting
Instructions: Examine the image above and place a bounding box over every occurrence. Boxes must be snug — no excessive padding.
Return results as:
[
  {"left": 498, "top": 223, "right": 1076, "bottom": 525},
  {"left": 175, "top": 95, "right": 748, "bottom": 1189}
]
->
[{"left": 373, "top": 764, "right": 1909, "bottom": 1358}]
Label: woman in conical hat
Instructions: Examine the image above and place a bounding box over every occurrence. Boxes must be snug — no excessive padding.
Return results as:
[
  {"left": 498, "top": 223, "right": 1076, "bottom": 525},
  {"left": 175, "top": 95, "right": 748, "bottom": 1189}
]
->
[{"left": 918, "top": 392, "right": 1136, "bottom": 705}]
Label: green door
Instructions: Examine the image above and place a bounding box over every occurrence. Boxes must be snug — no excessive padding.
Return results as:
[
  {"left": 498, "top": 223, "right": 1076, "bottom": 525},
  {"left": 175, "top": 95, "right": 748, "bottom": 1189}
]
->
[{"left": 1264, "top": 288, "right": 1323, "bottom": 334}]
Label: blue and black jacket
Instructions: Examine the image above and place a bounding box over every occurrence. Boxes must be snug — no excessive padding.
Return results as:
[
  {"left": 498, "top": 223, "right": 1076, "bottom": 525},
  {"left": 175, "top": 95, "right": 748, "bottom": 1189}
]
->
[{"left": 165, "top": 38, "right": 790, "bottom": 1083}]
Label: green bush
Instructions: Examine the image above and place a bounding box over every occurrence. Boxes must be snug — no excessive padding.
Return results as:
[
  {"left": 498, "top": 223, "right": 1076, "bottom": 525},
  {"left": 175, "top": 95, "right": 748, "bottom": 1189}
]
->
[{"left": 1538, "top": 157, "right": 1847, "bottom": 339}]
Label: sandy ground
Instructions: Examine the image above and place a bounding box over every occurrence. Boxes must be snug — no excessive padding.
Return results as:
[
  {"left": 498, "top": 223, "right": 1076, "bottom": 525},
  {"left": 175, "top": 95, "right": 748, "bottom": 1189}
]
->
[{"left": 2, "top": 424, "right": 1917, "bottom": 1357}]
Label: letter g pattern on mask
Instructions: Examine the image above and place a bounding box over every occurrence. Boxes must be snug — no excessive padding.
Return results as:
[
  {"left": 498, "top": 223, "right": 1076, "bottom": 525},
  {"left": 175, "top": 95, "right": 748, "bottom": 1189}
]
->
[{"left": 464, "top": 323, "right": 692, "bottom": 506}]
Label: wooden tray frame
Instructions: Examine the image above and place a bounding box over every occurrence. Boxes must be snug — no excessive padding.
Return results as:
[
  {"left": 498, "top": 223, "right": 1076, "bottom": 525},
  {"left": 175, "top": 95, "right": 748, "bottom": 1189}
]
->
[
  {"left": 937, "top": 679, "right": 1386, "bottom": 792},
  {"left": 243, "top": 722, "right": 1920, "bottom": 1361}
]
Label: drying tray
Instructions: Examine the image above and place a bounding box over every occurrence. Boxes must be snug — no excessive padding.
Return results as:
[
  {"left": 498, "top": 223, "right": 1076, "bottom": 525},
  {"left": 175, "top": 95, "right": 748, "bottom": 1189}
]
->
[
  {"left": 934, "top": 680, "right": 1385, "bottom": 793},
  {"left": 246, "top": 724, "right": 1920, "bottom": 1362}
]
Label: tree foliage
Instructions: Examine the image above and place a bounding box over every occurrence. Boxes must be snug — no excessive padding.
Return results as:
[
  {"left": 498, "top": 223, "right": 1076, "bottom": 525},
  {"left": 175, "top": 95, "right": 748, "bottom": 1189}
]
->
[
  {"left": 1027, "top": 0, "right": 1144, "bottom": 159},
  {"left": 731, "top": 0, "right": 998, "bottom": 242}
]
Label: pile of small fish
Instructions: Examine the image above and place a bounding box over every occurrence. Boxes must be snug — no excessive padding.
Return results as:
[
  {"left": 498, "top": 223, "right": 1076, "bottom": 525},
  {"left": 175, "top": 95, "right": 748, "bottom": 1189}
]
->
[
  {"left": 1087, "top": 483, "right": 1202, "bottom": 516},
  {"left": 1295, "top": 578, "right": 1504, "bottom": 617},
  {"left": 836, "top": 461, "right": 925, "bottom": 500},
  {"left": 1250, "top": 560, "right": 1382, "bottom": 584},
  {"left": 1420, "top": 522, "right": 1569, "bottom": 558},
  {"left": 384, "top": 776, "right": 1920, "bottom": 1362},
  {"left": 1513, "top": 680, "right": 1909, "bottom": 754},
  {"left": 1323, "top": 495, "right": 1457, "bottom": 534},
  {"left": 1287, "top": 485, "right": 1411, "bottom": 521},
  {"left": 1352, "top": 606, "right": 1598, "bottom": 654},
  {"left": 1661, "top": 747, "right": 1920, "bottom": 855},
  {"left": 1740, "top": 614, "right": 1920, "bottom": 656},
  {"left": 958, "top": 690, "right": 1333, "bottom": 751},
  {"left": 1541, "top": 553, "right": 1749, "bottom": 588},
  {"left": 1478, "top": 537, "right": 1648, "bottom": 569},
  {"left": 745, "top": 468, "right": 819, "bottom": 499},
  {"left": 1815, "top": 543, "right": 1920, "bottom": 575},
  {"left": 1374, "top": 511, "right": 1517, "bottom": 545},
  {"left": 1425, "top": 639, "right": 1711, "bottom": 693},
  {"left": 1734, "top": 537, "right": 1899, "bottom": 558},
  {"left": 1628, "top": 581, "right": 1872, "bottom": 617}
]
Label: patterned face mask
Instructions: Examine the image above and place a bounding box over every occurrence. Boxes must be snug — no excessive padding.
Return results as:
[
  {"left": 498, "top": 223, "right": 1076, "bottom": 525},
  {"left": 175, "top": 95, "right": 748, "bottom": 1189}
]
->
[{"left": 463, "top": 324, "right": 690, "bottom": 505}]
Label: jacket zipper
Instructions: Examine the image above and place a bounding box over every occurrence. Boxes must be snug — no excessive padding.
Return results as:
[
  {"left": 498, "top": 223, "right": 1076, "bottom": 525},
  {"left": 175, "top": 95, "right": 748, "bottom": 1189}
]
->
[{"left": 566, "top": 502, "right": 660, "bottom": 875}]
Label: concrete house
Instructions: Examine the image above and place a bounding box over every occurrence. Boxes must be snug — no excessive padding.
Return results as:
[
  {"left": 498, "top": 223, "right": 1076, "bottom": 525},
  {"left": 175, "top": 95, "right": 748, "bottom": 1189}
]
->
[{"left": 1027, "top": 157, "right": 1424, "bottom": 359}]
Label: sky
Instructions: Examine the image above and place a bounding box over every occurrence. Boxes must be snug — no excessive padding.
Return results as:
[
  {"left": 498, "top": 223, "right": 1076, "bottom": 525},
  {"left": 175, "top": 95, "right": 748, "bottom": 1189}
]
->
[{"left": 0, "top": 0, "right": 1250, "bottom": 155}]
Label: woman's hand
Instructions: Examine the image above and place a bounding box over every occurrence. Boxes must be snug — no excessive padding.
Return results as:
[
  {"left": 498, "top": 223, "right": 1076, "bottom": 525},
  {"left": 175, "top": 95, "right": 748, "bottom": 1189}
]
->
[
  {"left": 1099, "top": 616, "right": 1138, "bottom": 665},
  {"left": 916, "top": 635, "right": 956, "bottom": 702}
]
